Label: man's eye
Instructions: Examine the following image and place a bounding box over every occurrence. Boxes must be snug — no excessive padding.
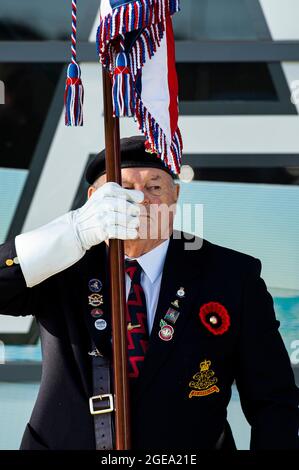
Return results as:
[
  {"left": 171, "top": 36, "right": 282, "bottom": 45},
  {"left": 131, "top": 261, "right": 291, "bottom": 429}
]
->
[{"left": 149, "top": 186, "right": 161, "bottom": 191}]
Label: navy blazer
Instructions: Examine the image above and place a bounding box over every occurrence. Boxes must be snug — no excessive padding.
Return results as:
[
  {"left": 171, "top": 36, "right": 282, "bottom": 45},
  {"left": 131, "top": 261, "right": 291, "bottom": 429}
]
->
[{"left": 0, "top": 232, "right": 298, "bottom": 450}]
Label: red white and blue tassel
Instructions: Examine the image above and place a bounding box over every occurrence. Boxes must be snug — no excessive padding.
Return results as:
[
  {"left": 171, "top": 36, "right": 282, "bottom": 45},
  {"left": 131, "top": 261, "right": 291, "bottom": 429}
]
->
[
  {"left": 112, "top": 52, "right": 135, "bottom": 117},
  {"left": 64, "top": 0, "right": 84, "bottom": 126}
]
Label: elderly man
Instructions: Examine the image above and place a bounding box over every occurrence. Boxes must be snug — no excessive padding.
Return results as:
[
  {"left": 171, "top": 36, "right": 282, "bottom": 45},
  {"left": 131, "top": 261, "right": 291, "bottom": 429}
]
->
[{"left": 0, "top": 136, "right": 298, "bottom": 450}]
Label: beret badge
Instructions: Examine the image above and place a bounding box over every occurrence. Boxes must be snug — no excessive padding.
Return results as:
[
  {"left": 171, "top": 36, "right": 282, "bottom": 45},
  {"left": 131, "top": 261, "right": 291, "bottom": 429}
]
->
[{"left": 199, "top": 302, "right": 230, "bottom": 336}]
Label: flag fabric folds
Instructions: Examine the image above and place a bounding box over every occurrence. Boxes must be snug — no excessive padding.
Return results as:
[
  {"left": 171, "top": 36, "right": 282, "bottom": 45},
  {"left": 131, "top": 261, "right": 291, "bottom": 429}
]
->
[{"left": 97, "top": 0, "right": 183, "bottom": 174}]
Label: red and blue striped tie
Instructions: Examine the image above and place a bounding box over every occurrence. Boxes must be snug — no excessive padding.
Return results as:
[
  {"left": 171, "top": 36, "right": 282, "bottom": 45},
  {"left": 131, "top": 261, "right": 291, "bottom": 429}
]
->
[{"left": 125, "top": 259, "right": 149, "bottom": 379}]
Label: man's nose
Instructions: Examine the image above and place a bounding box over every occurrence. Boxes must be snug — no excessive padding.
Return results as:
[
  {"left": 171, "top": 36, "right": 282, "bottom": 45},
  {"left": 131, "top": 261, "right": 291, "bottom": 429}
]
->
[
  {"left": 141, "top": 192, "right": 150, "bottom": 206},
  {"left": 133, "top": 186, "right": 150, "bottom": 205}
]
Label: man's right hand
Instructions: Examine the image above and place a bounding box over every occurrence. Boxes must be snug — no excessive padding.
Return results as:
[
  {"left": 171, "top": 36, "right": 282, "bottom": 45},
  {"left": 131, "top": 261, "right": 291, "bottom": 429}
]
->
[
  {"left": 73, "top": 182, "right": 144, "bottom": 251},
  {"left": 15, "top": 182, "right": 144, "bottom": 288}
]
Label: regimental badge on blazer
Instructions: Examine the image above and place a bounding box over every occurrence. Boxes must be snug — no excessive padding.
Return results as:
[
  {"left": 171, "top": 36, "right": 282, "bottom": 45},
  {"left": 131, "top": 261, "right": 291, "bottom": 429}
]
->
[
  {"left": 88, "top": 293, "right": 104, "bottom": 307},
  {"left": 188, "top": 360, "right": 220, "bottom": 398},
  {"left": 199, "top": 301, "right": 230, "bottom": 335}
]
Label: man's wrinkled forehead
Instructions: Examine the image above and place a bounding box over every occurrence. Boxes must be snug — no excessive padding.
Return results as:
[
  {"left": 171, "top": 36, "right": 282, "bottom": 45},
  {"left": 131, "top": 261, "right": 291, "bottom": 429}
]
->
[
  {"left": 121, "top": 168, "right": 165, "bottom": 183},
  {"left": 97, "top": 167, "right": 174, "bottom": 185}
]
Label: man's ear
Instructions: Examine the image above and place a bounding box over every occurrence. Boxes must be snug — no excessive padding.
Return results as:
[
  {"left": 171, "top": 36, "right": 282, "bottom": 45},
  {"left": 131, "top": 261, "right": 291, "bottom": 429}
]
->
[
  {"left": 175, "top": 183, "right": 180, "bottom": 202},
  {"left": 87, "top": 186, "right": 96, "bottom": 200}
]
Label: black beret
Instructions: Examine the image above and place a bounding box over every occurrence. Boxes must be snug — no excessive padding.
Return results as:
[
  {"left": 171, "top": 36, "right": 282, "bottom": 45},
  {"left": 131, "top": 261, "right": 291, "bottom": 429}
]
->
[{"left": 85, "top": 135, "right": 177, "bottom": 184}]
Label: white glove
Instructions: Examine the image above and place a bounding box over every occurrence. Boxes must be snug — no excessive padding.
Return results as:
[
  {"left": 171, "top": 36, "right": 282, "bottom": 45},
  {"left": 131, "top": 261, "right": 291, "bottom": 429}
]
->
[
  {"left": 73, "top": 182, "right": 143, "bottom": 250},
  {"left": 15, "top": 182, "right": 144, "bottom": 288}
]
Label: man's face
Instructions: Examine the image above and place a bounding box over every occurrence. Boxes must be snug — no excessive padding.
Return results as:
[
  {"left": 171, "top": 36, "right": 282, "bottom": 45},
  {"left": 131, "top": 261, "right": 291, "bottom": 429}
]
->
[{"left": 88, "top": 167, "right": 180, "bottom": 242}]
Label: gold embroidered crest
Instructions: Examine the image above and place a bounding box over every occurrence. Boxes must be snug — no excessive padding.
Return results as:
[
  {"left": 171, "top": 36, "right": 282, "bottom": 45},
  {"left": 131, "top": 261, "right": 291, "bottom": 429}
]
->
[{"left": 188, "top": 359, "right": 220, "bottom": 398}]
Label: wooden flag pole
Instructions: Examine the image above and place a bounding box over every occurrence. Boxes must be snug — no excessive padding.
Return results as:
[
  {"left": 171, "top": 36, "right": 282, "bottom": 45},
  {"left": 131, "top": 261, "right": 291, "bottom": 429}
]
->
[{"left": 102, "top": 68, "right": 131, "bottom": 449}]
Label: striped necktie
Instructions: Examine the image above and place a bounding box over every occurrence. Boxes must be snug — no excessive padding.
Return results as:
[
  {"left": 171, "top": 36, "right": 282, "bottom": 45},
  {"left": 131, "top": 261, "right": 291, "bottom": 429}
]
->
[{"left": 125, "top": 259, "right": 149, "bottom": 379}]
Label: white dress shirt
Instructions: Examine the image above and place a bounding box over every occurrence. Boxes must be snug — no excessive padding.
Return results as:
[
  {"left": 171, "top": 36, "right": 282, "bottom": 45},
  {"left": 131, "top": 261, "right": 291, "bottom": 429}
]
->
[{"left": 125, "top": 239, "right": 170, "bottom": 334}]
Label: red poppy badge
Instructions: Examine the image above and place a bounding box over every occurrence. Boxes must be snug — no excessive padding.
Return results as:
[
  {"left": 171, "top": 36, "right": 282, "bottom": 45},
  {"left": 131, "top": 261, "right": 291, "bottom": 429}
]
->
[{"left": 199, "top": 302, "right": 230, "bottom": 335}]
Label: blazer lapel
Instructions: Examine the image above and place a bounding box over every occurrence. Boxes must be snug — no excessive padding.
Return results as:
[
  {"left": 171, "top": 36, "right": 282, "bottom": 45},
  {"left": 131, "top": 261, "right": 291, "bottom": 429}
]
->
[{"left": 135, "top": 232, "right": 209, "bottom": 399}]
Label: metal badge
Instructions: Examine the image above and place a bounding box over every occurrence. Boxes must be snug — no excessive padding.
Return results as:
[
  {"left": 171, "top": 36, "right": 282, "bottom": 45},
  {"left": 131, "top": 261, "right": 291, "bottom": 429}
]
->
[
  {"left": 158, "top": 320, "right": 174, "bottom": 342},
  {"left": 127, "top": 322, "right": 141, "bottom": 331},
  {"left": 176, "top": 287, "right": 185, "bottom": 298},
  {"left": 88, "top": 348, "right": 103, "bottom": 357},
  {"left": 88, "top": 294, "right": 103, "bottom": 307},
  {"left": 164, "top": 308, "right": 180, "bottom": 325},
  {"left": 94, "top": 319, "right": 107, "bottom": 331},
  {"left": 171, "top": 299, "right": 180, "bottom": 309},
  {"left": 90, "top": 308, "right": 104, "bottom": 318},
  {"left": 88, "top": 278, "right": 103, "bottom": 293}
]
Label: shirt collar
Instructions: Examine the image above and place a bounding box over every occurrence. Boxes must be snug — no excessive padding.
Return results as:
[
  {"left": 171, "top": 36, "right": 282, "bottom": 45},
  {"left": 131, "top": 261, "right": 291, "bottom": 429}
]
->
[{"left": 125, "top": 239, "right": 170, "bottom": 284}]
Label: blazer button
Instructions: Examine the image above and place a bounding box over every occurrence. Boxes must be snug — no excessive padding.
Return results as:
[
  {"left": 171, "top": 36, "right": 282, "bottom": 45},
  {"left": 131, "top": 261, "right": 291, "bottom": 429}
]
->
[{"left": 5, "top": 257, "right": 19, "bottom": 266}]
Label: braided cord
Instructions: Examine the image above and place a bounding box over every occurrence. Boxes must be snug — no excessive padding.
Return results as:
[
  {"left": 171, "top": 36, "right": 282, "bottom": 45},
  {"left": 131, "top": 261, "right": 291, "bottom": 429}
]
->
[{"left": 71, "top": 0, "right": 77, "bottom": 63}]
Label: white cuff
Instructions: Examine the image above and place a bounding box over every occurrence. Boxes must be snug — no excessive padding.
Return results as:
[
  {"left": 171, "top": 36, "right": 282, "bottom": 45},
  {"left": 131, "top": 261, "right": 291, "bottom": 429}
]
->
[{"left": 15, "top": 212, "right": 85, "bottom": 288}]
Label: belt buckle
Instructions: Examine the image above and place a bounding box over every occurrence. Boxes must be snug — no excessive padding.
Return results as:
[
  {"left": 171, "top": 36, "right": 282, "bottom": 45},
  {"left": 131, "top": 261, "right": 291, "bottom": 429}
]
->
[{"left": 89, "top": 393, "right": 114, "bottom": 415}]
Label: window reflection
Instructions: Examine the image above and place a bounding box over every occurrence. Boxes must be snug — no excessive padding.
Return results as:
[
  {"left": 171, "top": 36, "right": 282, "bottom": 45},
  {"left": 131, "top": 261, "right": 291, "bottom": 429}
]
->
[
  {"left": 0, "top": 0, "right": 99, "bottom": 41},
  {"left": 0, "top": 63, "right": 62, "bottom": 169},
  {"left": 173, "top": 0, "right": 261, "bottom": 40},
  {"left": 177, "top": 63, "right": 278, "bottom": 102}
]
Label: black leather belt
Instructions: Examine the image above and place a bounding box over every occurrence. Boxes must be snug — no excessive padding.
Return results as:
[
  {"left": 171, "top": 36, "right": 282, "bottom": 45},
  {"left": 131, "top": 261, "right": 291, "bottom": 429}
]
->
[{"left": 89, "top": 348, "right": 114, "bottom": 450}]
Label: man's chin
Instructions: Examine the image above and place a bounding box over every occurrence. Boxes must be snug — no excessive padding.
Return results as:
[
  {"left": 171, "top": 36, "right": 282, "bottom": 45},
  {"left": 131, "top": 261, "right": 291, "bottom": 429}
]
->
[{"left": 136, "top": 224, "right": 173, "bottom": 242}]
